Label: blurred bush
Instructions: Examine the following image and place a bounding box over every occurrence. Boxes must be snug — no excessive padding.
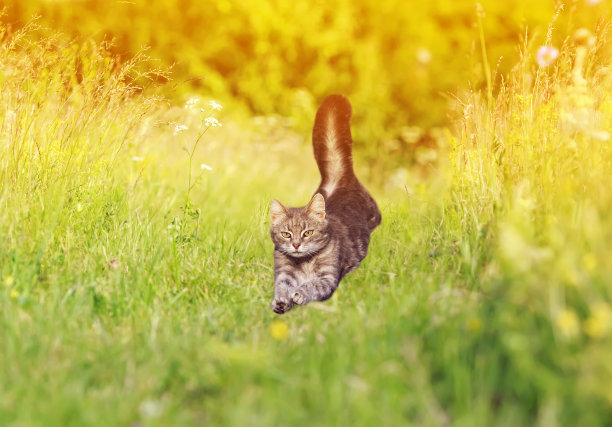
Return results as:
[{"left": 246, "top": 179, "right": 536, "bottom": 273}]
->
[
  {"left": 2, "top": 0, "right": 608, "bottom": 161},
  {"left": 441, "top": 19, "right": 612, "bottom": 421}
]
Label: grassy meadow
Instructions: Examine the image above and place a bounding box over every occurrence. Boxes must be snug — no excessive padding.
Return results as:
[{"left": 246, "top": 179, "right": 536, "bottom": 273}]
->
[{"left": 1, "top": 1, "right": 612, "bottom": 426}]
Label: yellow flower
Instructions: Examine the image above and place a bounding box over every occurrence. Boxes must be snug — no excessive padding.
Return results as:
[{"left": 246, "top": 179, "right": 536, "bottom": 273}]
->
[
  {"left": 10, "top": 289, "right": 20, "bottom": 299},
  {"left": 555, "top": 309, "right": 580, "bottom": 339},
  {"left": 583, "top": 302, "right": 612, "bottom": 339},
  {"left": 561, "top": 263, "right": 579, "bottom": 287},
  {"left": 4, "top": 275, "right": 14, "bottom": 286},
  {"left": 581, "top": 253, "right": 597, "bottom": 272},
  {"left": 466, "top": 317, "right": 482, "bottom": 332},
  {"left": 269, "top": 320, "right": 289, "bottom": 341}
]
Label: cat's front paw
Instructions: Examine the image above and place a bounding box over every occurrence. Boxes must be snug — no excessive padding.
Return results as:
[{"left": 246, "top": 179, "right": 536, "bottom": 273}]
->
[
  {"left": 292, "top": 289, "right": 310, "bottom": 306},
  {"left": 271, "top": 297, "right": 293, "bottom": 314}
]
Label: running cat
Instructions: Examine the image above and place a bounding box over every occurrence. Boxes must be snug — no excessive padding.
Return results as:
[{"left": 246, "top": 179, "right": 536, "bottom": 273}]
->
[{"left": 269, "top": 94, "right": 381, "bottom": 314}]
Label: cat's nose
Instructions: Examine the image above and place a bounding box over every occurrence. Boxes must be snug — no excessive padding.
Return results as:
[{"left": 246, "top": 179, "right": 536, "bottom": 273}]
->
[{"left": 292, "top": 243, "right": 300, "bottom": 249}]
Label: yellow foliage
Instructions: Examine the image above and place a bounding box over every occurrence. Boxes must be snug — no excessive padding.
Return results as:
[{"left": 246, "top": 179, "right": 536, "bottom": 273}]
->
[{"left": 3, "top": 0, "right": 609, "bottom": 155}]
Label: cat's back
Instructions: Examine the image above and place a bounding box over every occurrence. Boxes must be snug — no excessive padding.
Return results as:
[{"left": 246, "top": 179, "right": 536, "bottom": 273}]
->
[
  {"left": 320, "top": 183, "right": 379, "bottom": 278},
  {"left": 325, "top": 183, "right": 380, "bottom": 233}
]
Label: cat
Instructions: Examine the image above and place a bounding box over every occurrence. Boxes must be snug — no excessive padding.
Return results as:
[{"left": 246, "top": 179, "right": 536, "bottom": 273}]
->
[{"left": 269, "top": 94, "right": 381, "bottom": 314}]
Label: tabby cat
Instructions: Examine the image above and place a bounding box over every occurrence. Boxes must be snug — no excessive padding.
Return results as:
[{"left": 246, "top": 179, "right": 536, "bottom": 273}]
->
[{"left": 269, "top": 94, "right": 381, "bottom": 314}]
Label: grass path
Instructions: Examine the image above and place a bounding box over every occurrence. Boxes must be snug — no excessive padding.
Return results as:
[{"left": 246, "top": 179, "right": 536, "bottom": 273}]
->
[{"left": 1, "top": 127, "right": 461, "bottom": 425}]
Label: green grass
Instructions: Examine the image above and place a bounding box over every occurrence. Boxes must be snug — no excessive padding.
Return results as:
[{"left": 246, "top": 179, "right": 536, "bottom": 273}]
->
[{"left": 1, "top": 17, "right": 612, "bottom": 427}]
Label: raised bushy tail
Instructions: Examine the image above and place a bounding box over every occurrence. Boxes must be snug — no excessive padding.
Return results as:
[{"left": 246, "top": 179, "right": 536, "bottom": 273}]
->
[{"left": 312, "top": 94, "right": 355, "bottom": 197}]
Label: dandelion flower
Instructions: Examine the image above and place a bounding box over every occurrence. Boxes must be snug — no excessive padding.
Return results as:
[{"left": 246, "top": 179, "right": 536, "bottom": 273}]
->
[
  {"left": 269, "top": 320, "right": 289, "bottom": 340},
  {"left": 536, "top": 46, "right": 559, "bottom": 67},
  {"left": 466, "top": 317, "right": 482, "bottom": 332},
  {"left": 555, "top": 309, "right": 580, "bottom": 339},
  {"left": 584, "top": 302, "right": 612, "bottom": 338},
  {"left": 200, "top": 163, "right": 213, "bottom": 171},
  {"left": 4, "top": 275, "right": 14, "bottom": 286},
  {"left": 184, "top": 97, "right": 200, "bottom": 109},
  {"left": 173, "top": 124, "right": 188, "bottom": 136},
  {"left": 208, "top": 100, "right": 223, "bottom": 111},
  {"left": 10, "top": 289, "right": 20, "bottom": 299},
  {"left": 581, "top": 252, "right": 597, "bottom": 272},
  {"left": 204, "top": 117, "right": 222, "bottom": 127},
  {"left": 132, "top": 156, "right": 144, "bottom": 162}
]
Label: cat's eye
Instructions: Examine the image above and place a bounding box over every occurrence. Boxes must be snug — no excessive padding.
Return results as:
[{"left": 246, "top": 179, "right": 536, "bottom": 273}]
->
[
  {"left": 303, "top": 230, "right": 314, "bottom": 237},
  {"left": 280, "top": 232, "right": 291, "bottom": 238}
]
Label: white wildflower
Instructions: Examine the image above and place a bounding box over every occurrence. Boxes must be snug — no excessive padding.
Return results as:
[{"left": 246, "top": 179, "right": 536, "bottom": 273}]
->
[
  {"left": 208, "top": 100, "right": 223, "bottom": 111},
  {"left": 173, "top": 124, "right": 188, "bottom": 136},
  {"left": 132, "top": 156, "right": 144, "bottom": 162},
  {"left": 204, "top": 117, "right": 222, "bottom": 127},
  {"left": 139, "top": 398, "right": 164, "bottom": 420},
  {"left": 184, "top": 97, "right": 200, "bottom": 109},
  {"left": 589, "top": 130, "right": 610, "bottom": 142},
  {"left": 416, "top": 48, "right": 432, "bottom": 65},
  {"left": 5, "top": 110, "right": 16, "bottom": 122},
  {"left": 536, "top": 46, "right": 559, "bottom": 67},
  {"left": 200, "top": 163, "right": 213, "bottom": 171}
]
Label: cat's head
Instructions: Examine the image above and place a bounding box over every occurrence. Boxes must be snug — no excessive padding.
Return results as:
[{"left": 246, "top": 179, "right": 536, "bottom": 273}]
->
[{"left": 269, "top": 193, "right": 329, "bottom": 258}]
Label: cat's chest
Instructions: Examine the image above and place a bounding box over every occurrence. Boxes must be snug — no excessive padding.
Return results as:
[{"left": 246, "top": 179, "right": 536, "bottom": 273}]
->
[
  {"left": 293, "top": 251, "right": 339, "bottom": 281},
  {"left": 293, "top": 257, "right": 319, "bottom": 281},
  {"left": 291, "top": 243, "right": 337, "bottom": 281}
]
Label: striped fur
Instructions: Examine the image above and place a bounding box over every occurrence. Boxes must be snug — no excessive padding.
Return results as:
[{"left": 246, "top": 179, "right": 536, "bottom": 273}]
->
[
  {"left": 312, "top": 94, "right": 355, "bottom": 198},
  {"left": 270, "top": 95, "right": 381, "bottom": 314}
]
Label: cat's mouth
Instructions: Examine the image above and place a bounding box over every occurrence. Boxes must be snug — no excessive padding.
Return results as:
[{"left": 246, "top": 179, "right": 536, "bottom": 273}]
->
[{"left": 289, "top": 248, "right": 310, "bottom": 258}]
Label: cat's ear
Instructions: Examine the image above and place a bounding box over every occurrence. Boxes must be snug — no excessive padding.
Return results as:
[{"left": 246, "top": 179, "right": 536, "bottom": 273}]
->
[
  {"left": 307, "top": 193, "right": 326, "bottom": 219},
  {"left": 270, "top": 199, "right": 288, "bottom": 224}
]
